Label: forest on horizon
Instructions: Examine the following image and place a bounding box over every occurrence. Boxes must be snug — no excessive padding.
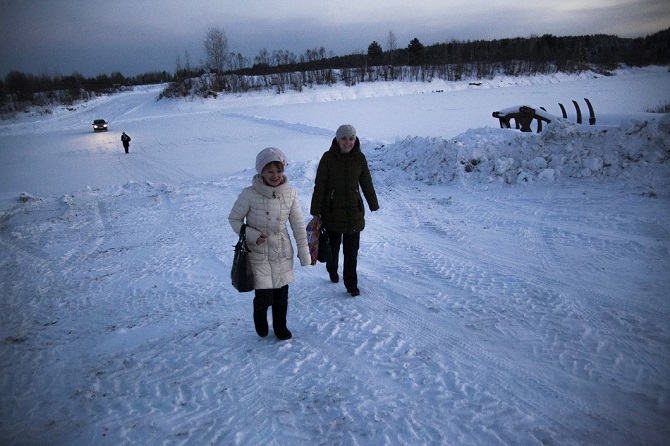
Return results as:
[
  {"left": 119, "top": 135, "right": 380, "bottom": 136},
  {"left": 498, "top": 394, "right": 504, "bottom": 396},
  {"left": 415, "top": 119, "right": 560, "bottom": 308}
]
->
[{"left": 1, "top": 28, "right": 668, "bottom": 112}]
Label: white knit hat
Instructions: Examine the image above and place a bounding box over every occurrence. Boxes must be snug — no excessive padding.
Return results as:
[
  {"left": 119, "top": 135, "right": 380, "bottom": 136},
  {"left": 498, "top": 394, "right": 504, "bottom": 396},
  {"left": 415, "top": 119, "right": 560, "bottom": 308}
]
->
[
  {"left": 255, "top": 147, "right": 287, "bottom": 174},
  {"left": 336, "top": 124, "right": 356, "bottom": 139}
]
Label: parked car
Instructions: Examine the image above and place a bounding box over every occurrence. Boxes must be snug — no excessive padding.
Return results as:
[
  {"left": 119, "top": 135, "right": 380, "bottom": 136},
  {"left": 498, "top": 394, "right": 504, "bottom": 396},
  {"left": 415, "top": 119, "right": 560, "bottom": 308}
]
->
[{"left": 93, "top": 119, "right": 108, "bottom": 132}]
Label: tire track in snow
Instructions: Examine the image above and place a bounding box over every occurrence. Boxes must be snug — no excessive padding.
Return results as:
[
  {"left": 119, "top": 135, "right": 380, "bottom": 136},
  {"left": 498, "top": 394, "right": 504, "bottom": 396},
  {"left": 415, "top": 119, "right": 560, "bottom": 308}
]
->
[
  {"left": 220, "top": 112, "right": 334, "bottom": 137},
  {"left": 357, "top": 248, "right": 586, "bottom": 439},
  {"left": 0, "top": 194, "right": 108, "bottom": 316},
  {"left": 361, "top": 179, "right": 669, "bottom": 442},
  {"left": 114, "top": 138, "right": 200, "bottom": 186},
  {"left": 294, "top": 266, "right": 575, "bottom": 443},
  {"left": 352, "top": 181, "right": 623, "bottom": 440},
  {"left": 291, "top": 187, "right": 579, "bottom": 442},
  {"left": 57, "top": 181, "right": 273, "bottom": 444},
  {"left": 283, "top": 291, "right": 451, "bottom": 444}
]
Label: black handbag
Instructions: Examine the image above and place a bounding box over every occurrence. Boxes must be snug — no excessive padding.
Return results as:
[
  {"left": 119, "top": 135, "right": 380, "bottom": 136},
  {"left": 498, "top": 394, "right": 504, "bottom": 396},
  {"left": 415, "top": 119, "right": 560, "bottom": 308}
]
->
[
  {"left": 317, "top": 227, "right": 332, "bottom": 263},
  {"left": 231, "top": 224, "right": 254, "bottom": 292}
]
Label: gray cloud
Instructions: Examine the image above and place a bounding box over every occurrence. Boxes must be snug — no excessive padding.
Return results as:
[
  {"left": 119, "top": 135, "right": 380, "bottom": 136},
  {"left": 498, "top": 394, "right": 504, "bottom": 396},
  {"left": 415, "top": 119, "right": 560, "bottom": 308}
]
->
[{"left": 1, "top": 0, "right": 667, "bottom": 77}]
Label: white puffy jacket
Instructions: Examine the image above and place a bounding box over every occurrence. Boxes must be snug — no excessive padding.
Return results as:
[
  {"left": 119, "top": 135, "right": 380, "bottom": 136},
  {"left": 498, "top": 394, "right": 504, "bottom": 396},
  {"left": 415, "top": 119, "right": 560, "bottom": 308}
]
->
[{"left": 228, "top": 174, "right": 311, "bottom": 290}]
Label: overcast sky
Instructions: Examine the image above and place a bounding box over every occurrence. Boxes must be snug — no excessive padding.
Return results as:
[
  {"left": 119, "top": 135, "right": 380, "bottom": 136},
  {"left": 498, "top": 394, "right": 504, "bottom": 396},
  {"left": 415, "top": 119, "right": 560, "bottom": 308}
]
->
[{"left": 1, "top": 0, "right": 668, "bottom": 78}]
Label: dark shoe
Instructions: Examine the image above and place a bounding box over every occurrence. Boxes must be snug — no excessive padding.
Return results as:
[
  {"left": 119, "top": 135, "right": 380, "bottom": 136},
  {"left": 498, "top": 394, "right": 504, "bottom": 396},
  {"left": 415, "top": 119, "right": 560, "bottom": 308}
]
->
[
  {"left": 253, "top": 306, "right": 269, "bottom": 337},
  {"left": 272, "top": 304, "right": 292, "bottom": 341},
  {"left": 275, "top": 327, "right": 293, "bottom": 341},
  {"left": 329, "top": 272, "right": 339, "bottom": 283},
  {"left": 348, "top": 287, "right": 360, "bottom": 297}
]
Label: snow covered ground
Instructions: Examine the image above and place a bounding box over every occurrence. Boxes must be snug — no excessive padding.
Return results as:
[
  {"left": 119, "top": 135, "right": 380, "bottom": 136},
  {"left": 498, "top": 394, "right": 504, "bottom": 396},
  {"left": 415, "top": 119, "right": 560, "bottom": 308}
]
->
[{"left": 1, "top": 66, "right": 669, "bottom": 445}]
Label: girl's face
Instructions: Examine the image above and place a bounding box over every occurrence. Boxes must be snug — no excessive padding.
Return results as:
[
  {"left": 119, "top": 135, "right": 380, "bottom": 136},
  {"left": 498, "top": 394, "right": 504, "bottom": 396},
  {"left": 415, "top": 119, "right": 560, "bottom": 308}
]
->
[
  {"left": 337, "top": 136, "right": 356, "bottom": 153},
  {"left": 261, "top": 163, "right": 284, "bottom": 187}
]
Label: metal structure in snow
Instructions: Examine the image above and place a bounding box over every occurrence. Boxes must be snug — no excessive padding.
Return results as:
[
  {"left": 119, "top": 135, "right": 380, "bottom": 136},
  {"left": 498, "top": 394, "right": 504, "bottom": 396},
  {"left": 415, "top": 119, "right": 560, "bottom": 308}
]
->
[{"left": 492, "top": 98, "right": 596, "bottom": 133}]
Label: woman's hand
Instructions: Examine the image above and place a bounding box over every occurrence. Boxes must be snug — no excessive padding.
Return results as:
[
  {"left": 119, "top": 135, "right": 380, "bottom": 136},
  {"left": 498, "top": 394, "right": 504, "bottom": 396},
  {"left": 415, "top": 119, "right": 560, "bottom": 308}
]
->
[{"left": 256, "top": 234, "right": 268, "bottom": 245}]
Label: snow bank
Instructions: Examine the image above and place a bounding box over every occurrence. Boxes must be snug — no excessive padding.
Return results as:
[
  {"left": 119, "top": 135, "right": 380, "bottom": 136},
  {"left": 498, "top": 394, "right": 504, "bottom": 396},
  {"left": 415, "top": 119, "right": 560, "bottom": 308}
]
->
[{"left": 371, "top": 114, "right": 670, "bottom": 186}]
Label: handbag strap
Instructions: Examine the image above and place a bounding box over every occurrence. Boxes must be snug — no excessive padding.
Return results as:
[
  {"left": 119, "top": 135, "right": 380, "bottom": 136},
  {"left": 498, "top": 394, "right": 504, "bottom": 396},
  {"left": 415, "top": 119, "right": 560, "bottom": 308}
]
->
[{"left": 238, "top": 223, "right": 250, "bottom": 251}]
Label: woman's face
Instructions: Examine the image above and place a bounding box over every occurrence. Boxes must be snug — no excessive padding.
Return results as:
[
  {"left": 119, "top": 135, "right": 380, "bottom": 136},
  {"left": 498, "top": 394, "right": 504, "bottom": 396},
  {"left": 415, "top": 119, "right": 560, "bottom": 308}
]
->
[
  {"left": 261, "top": 163, "right": 284, "bottom": 187},
  {"left": 337, "top": 136, "right": 356, "bottom": 153}
]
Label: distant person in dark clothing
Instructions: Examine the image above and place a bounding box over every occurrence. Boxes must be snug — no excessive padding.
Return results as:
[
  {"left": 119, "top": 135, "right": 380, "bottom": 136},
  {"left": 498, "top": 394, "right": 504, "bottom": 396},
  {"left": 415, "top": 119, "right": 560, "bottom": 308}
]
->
[{"left": 121, "top": 132, "right": 131, "bottom": 153}]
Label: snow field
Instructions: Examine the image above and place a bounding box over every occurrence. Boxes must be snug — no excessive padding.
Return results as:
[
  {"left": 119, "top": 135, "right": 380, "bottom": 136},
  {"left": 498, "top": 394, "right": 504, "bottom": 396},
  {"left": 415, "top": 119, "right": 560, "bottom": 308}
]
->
[{"left": 1, "top": 66, "right": 669, "bottom": 445}]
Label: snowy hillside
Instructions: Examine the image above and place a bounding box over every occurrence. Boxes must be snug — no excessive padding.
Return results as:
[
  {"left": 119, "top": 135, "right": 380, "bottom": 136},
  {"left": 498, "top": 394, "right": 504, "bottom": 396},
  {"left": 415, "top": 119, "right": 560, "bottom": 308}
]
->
[{"left": 1, "top": 67, "right": 669, "bottom": 445}]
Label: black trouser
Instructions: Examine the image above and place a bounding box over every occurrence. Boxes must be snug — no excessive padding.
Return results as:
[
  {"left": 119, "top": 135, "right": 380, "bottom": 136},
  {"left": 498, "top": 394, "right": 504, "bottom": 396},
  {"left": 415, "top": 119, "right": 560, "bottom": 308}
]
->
[
  {"left": 327, "top": 231, "right": 360, "bottom": 291},
  {"left": 254, "top": 285, "right": 289, "bottom": 308}
]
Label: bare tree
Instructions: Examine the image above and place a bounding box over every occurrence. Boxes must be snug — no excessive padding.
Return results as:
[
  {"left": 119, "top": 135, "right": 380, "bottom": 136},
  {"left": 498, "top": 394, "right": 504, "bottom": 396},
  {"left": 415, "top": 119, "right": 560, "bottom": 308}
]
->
[
  {"left": 228, "top": 52, "right": 248, "bottom": 71},
  {"left": 386, "top": 31, "right": 398, "bottom": 80},
  {"left": 255, "top": 49, "right": 271, "bottom": 69},
  {"left": 387, "top": 31, "right": 397, "bottom": 52},
  {"left": 183, "top": 49, "right": 192, "bottom": 74},
  {"left": 203, "top": 27, "right": 229, "bottom": 91},
  {"left": 175, "top": 55, "right": 182, "bottom": 79}
]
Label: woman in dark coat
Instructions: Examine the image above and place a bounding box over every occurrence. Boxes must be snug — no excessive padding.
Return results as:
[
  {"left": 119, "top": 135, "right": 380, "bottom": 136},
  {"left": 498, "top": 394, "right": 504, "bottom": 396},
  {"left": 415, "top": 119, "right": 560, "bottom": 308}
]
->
[{"left": 310, "top": 124, "right": 379, "bottom": 296}]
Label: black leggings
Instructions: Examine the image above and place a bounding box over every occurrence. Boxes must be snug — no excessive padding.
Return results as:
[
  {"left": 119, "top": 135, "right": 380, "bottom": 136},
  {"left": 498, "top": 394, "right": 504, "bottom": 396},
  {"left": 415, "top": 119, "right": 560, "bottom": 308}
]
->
[{"left": 327, "top": 231, "right": 360, "bottom": 290}]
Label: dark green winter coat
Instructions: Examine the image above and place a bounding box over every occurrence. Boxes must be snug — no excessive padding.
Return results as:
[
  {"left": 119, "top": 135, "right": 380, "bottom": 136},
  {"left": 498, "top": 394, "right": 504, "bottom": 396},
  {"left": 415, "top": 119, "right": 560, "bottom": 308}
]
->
[{"left": 310, "top": 137, "right": 379, "bottom": 233}]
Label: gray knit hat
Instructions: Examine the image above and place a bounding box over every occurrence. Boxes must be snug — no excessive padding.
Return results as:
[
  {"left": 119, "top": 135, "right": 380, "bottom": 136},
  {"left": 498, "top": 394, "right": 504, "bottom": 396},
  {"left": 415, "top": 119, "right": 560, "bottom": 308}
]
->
[
  {"left": 255, "top": 147, "right": 287, "bottom": 174},
  {"left": 336, "top": 124, "right": 356, "bottom": 139}
]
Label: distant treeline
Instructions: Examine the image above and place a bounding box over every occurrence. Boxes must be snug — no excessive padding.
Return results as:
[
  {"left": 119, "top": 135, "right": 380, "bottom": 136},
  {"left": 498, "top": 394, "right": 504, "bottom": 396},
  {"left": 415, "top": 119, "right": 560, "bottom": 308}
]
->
[
  {"left": 0, "top": 70, "right": 172, "bottom": 114},
  {"left": 244, "top": 29, "right": 670, "bottom": 77},
  {"left": 2, "top": 28, "right": 668, "bottom": 111},
  {"left": 160, "top": 28, "right": 669, "bottom": 98}
]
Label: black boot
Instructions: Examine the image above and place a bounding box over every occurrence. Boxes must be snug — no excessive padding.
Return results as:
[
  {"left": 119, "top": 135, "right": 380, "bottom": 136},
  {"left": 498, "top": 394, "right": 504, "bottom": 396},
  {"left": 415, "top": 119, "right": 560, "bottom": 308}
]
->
[
  {"left": 272, "top": 303, "right": 292, "bottom": 340},
  {"left": 253, "top": 295, "right": 270, "bottom": 337}
]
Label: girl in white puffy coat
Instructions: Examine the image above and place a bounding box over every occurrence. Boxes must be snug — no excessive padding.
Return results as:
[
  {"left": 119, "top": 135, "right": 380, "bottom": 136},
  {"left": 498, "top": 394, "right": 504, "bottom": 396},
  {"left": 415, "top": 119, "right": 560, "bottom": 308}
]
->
[{"left": 228, "top": 147, "right": 311, "bottom": 340}]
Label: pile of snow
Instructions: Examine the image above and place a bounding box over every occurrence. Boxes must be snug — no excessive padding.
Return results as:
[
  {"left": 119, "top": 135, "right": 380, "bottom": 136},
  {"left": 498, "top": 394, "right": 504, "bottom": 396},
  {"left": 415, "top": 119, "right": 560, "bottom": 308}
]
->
[{"left": 373, "top": 114, "right": 670, "bottom": 186}]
